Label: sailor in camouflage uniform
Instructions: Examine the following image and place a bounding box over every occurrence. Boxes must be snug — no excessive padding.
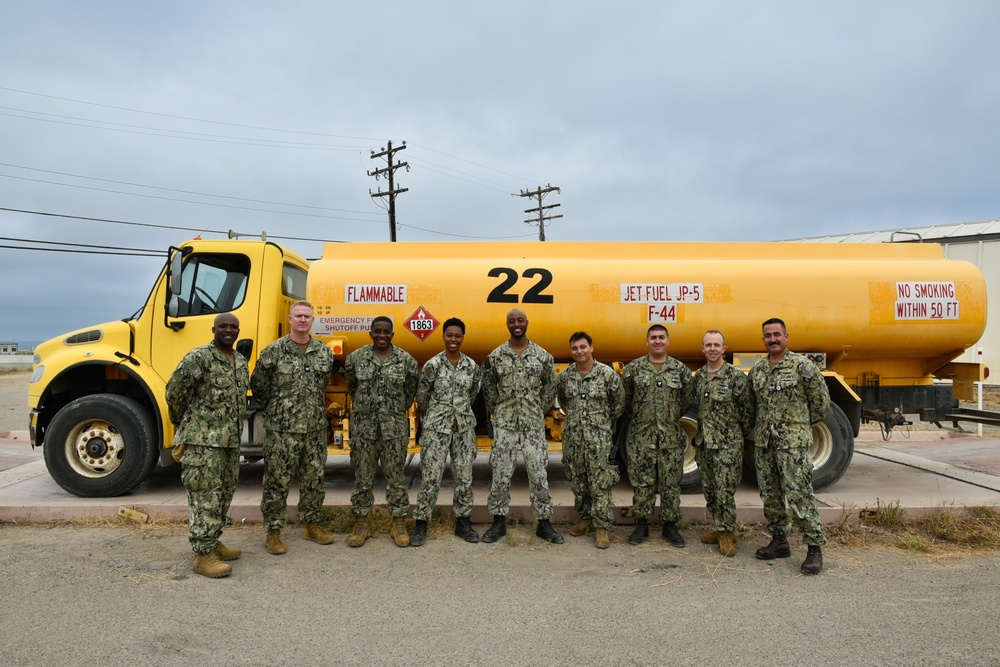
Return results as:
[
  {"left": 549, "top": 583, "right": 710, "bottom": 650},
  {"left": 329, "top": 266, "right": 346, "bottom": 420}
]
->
[
  {"left": 692, "top": 330, "right": 753, "bottom": 556},
  {"left": 557, "top": 332, "right": 625, "bottom": 549},
  {"left": 344, "top": 316, "right": 419, "bottom": 547},
  {"left": 410, "top": 318, "right": 483, "bottom": 547},
  {"left": 166, "top": 312, "right": 249, "bottom": 578},
  {"left": 482, "top": 309, "right": 563, "bottom": 544},
  {"left": 749, "top": 318, "right": 830, "bottom": 575},
  {"left": 252, "top": 301, "right": 337, "bottom": 555},
  {"left": 622, "top": 324, "right": 693, "bottom": 548}
]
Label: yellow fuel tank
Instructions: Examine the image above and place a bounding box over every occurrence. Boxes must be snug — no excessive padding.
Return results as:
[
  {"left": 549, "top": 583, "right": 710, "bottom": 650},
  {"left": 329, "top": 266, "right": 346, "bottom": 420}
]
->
[{"left": 307, "top": 241, "right": 987, "bottom": 384}]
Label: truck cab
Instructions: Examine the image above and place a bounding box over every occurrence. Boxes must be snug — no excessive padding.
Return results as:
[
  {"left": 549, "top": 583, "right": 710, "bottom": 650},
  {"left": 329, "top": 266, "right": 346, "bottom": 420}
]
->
[{"left": 28, "top": 237, "right": 308, "bottom": 497}]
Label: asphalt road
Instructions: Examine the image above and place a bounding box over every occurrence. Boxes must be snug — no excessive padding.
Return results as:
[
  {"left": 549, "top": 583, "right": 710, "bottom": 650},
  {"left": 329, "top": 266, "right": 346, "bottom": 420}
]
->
[{"left": 0, "top": 523, "right": 997, "bottom": 667}]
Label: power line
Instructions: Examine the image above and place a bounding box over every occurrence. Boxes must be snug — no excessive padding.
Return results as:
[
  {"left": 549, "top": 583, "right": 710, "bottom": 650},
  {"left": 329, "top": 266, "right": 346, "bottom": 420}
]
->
[
  {"left": 396, "top": 223, "right": 535, "bottom": 240},
  {"left": 0, "top": 207, "right": 346, "bottom": 243},
  {"left": 0, "top": 86, "right": 378, "bottom": 141},
  {"left": 0, "top": 162, "right": 383, "bottom": 216},
  {"left": 0, "top": 244, "right": 159, "bottom": 257},
  {"left": 0, "top": 106, "right": 368, "bottom": 150},
  {"left": 0, "top": 174, "right": 388, "bottom": 224},
  {"left": 0, "top": 235, "right": 160, "bottom": 253},
  {"left": 0, "top": 109, "right": 371, "bottom": 151}
]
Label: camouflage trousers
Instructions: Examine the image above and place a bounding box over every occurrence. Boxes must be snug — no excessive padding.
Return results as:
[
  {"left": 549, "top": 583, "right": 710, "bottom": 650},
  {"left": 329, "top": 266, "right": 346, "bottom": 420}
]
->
[
  {"left": 260, "top": 429, "right": 327, "bottom": 529},
  {"left": 414, "top": 428, "right": 476, "bottom": 522},
  {"left": 754, "top": 445, "right": 826, "bottom": 546},
  {"left": 563, "top": 437, "right": 620, "bottom": 529},
  {"left": 487, "top": 426, "right": 553, "bottom": 520},
  {"left": 181, "top": 445, "right": 239, "bottom": 554},
  {"left": 349, "top": 432, "right": 409, "bottom": 518},
  {"left": 627, "top": 442, "right": 683, "bottom": 523},
  {"left": 696, "top": 445, "right": 743, "bottom": 533}
]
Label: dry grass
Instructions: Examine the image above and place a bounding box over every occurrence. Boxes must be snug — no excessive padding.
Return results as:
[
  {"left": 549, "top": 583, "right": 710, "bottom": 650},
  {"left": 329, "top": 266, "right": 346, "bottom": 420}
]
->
[{"left": 824, "top": 500, "right": 1000, "bottom": 554}]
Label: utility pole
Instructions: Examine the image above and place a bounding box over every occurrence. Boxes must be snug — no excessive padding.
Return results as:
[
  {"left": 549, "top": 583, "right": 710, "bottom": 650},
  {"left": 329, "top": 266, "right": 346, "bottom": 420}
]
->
[
  {"left": 518, "top": 184, "right": 562, "bottom": 241},
  {"left": 368, "top": 140, "right": 409, "bottom": 242}
]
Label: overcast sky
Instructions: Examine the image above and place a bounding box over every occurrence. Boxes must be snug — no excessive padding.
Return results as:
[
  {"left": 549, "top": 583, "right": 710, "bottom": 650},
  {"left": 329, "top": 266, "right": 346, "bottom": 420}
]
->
[{"left": 2, "top": 1, "right": 998, "bottom": 345}]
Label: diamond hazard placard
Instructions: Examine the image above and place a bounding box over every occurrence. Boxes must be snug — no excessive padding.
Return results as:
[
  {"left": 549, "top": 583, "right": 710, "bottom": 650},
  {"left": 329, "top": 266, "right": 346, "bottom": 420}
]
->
[{"left": 404, "top": 306, "right": 440, "bottom": 341}]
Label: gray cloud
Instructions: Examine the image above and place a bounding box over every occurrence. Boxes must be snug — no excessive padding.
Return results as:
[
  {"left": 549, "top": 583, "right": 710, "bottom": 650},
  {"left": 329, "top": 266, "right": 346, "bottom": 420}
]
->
[{"left": 1, "top": 1, "right": 998, "bottom": 343}]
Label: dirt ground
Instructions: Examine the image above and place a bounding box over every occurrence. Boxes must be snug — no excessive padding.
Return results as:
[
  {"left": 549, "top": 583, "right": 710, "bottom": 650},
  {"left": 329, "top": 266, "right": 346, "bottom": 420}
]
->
[
  {"left": 1, "top": 522, "right": 999, "bottom": 667},
  {"left": 5, "top": 374, "right": 1000, "bottom": 664},
  {"left": 0, "top": 370, "right": 28, "bottom": 434}
]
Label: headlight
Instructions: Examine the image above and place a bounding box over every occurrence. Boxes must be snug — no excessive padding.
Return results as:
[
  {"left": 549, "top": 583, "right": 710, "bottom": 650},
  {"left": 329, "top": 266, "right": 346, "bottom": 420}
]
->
[{"left": 29, "top": 365, "right": 44, "bottom": 384}]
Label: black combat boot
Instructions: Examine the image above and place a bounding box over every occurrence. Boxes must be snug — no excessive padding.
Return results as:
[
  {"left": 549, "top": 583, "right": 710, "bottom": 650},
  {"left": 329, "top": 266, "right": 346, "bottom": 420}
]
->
[
  {"left": 411, "top": 519, "right": 428, "bottom": 547},
  {"left": 628, "top": 518, "right": 649, "bottom": 545},
  {"left": 662, "top": 522, "right": 685, "bottom": 548},
  {"left": 755, "top": 534, "right": 792, "bottom": 560},
  {"left": 482, "top": 515, "right": 507, "bottom": 543},
  {"left": 454, "top": 517, "right": 480, "bottom": 543},
  {"left": 801, "top": 545, "right": 823, "bottom": 575},
  {"left": 536, "top": 519, "right": 564, "bottom": 544}
]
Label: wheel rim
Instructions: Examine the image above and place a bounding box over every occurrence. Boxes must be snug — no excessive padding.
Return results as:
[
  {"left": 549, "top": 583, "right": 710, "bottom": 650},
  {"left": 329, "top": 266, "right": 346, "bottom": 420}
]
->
[
  {"left": 64, "top": 420, "right": 126, "bottom": 478},
  {"left": 681, "top": 416, "right": 699, "bottom": 476},
  {"left": 811, "top": 422, "right": 834, "bottom": 471}
]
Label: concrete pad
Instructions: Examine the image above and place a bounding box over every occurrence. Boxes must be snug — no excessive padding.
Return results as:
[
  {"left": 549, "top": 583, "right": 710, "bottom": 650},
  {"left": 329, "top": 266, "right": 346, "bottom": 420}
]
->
[{"left": 1, "top": 432, "right": 999, "bottom": 525}]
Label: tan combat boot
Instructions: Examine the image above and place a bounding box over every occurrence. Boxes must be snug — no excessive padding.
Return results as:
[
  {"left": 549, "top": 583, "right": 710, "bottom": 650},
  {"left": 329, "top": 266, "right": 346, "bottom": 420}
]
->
[
  {"left": 194, "top": 551, "right": 232, "bottom": 578},
  {"left": 569, "top": 518, "right": 593, "bottom": 536},
  {"left": 718, "top": 531, "right": 737, "bottom": 557},
  {"left": 700, "top": 530, "right": 719, "bottom": 544},
  {"left": 266, "top": 529, "right": 287, "bottom": 555},
  {"left": 214, "top": 542, "right": 241, "bottom": 561},
  {"left": 390, "top": 517, "right": 411, "bottom": 548},
  {"left": 304, "top": 523, "right": 335, "bottom": 545},
  {"left": 594, "top": 528, "right": 610, "bottom": 549},
  {"left": 347, "top": 517, "right": 371, "bottom": 548}
]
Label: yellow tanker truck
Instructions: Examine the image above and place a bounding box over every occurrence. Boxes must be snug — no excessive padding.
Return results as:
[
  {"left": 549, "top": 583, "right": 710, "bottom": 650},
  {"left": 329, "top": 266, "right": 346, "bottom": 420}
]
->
[{"left": 28, "top": 237, "right": 987, "bottom": 497}]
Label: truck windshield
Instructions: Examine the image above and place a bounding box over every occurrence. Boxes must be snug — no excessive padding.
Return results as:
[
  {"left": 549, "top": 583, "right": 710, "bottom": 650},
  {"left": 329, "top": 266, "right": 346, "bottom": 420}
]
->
[{"left": 174, "top": 253, "right": 250, "bottom": 316}]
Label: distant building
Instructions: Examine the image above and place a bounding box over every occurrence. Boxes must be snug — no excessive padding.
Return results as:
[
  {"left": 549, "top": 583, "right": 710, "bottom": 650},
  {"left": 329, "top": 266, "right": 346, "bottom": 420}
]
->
[{"left": 0, "top": 342, "right": 18, "bottom": 355}]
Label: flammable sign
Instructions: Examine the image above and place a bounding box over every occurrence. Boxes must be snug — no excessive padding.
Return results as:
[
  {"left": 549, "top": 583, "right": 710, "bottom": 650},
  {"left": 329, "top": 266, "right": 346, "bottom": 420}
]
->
[{"left": 404, "top": 306, "right": 440, "bottom": 341}]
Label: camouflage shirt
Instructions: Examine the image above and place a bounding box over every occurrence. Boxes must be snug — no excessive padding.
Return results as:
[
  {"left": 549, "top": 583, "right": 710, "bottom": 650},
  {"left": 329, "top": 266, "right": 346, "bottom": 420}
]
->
[
  {"left": 345, "top": 344, "right": 419, "bottom": 440},
  {"left": 749, "top": 351, "right": 831, "bottom": 450},
  {"left": 166, "top": 342, "right": 249, "bottom": 449},
  {"left": 556, "top": 361, "right": 625, "bottom": 445},
  {"left": 416, "top": 351, "right": 482, "bottom": 435},
  {"left": 483, "top": 340, "right": 557, "bottom": 433},
  {"left": 692, "top": 362, "right": 753, "bottom": 450},
  {"left": 250, "top": 335, "right": 335, "bottom": 434},
  {"left": 622, "top": 355, "right": 693, "bottom": 450}
]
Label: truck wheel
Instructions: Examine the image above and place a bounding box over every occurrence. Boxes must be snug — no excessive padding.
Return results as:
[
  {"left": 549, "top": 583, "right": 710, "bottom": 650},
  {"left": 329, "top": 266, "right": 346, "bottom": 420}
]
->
[
  {"left": 43, "top": 394, "right": 158, "bottom": 497},
  {"left": 679, "top": 415, "right": 703, "bottom": 494},
  {"left": 810, "top": 403, "right": 854, "bottom": 490}
]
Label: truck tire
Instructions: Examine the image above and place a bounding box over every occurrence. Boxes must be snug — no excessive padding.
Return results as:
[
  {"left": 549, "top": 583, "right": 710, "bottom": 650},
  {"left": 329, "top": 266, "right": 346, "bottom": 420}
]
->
[
  {"left": 811, "top": 402, "right": 854, "bottom": 490},
  {"left": 679, "top": 415, "right": 703, "bottom": 494},
  {"left": 43, "top": 394, "right": 158, "bottom": 497},
  {"left": 741, "top": 403, "right": 854, "bottom": 491}
]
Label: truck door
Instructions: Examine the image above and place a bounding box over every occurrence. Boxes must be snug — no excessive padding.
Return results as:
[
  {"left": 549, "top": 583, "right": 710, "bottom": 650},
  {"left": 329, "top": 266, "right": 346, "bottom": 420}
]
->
[{"left": 149, "top": 249, "right": 256, "bottom": 381}]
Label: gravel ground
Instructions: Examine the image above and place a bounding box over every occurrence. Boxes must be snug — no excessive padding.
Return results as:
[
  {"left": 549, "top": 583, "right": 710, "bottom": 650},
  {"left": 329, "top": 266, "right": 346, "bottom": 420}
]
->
[
  {"left": 0, "top": 370, "right": 28, "bottom": 434},
  {"left": 3, "top": 374, "right": 1000, "bottom": 665},
  {"left": 0, "top": 523, "right": 998, "bottom": 667}
]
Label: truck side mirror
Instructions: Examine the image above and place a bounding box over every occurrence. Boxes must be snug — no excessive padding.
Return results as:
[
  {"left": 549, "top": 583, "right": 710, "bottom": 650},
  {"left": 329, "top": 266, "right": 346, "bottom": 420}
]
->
[
  {"left": 236, "top": 338, "right": 254, "bottom": 361},
  {"left": 170, "top": 248, "right": 184, "bottom": 296}
]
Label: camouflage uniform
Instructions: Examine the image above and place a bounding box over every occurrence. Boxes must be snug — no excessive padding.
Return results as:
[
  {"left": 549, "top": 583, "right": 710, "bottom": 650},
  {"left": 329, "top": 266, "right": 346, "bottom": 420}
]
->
[
  {"left": 251, "top": 335, "right": 336, "bottom": 530},
  {"left": 345, "top": 344, "right": 419, "bottom": 518},
  {"left": 692, "top": 362, "right": 753, "bottom": 533},
  {"left": 622, "top": 356, "right": 693, "bottom": 523},
  {"left": 557, "top": 361, "right": 625, "bottom": 529},
  {"left": 166, "top": 342, "right": 249, "bottom": 555},
  {"left": 748, "top": 351, "right": 830, "bottom": 546},
  {"left": 483, "top": 340, "right": 557, "bottom": 519},
  {"left": 413, "top": 351, "right": 483, "bottom": 522}
]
